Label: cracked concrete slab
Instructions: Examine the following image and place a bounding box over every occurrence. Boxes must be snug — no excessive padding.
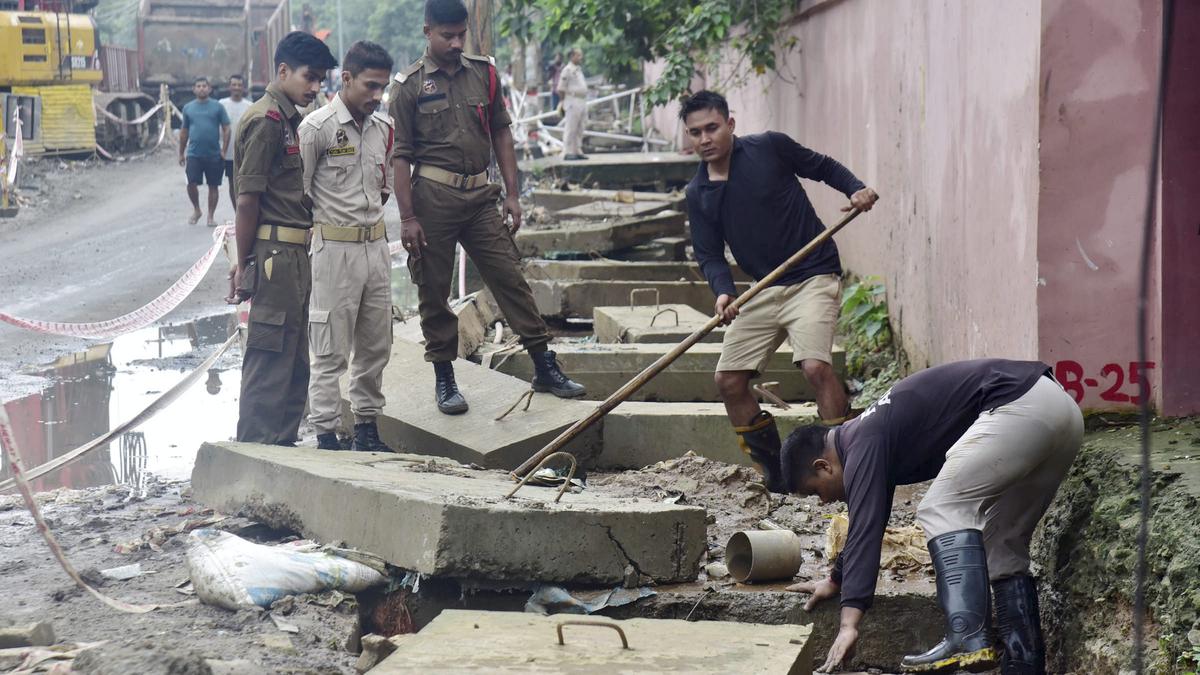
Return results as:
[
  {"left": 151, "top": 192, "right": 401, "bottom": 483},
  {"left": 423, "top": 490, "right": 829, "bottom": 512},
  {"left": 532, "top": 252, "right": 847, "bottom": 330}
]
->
[
  {"left": 523, "top": 259, "right": 748, "bottom": 283},
  {"left": 370, "top": 609, "right": 814, "bottom": 673},
  {"left": 367, "top": 339, "right": 601, "bottom": 469},
  {"left": 554, "top": 200, "right": 673, "bottom": 220},
  {"left": 514, "top": 211, "right": 686, "bottom": 257},
  {"left": 494, "top": 343, "right": 845, "bottom": 402},
  {"left": 521, "top": 152, "right": 701, "bottom": 191},
  {"left": 530, "top": 188, "right": 686, "bottom": 213},
  {"left": 191, "top": 443, "right": 707, "bottom": 585},
  {"left": 529, "top": 279, "right": 753, "bottom": 318},
  {"left": 593, "top": 303, "right": 724, "bottom": 344},
  {"left": 599, "top": 402, "right": 820, "bottom": 469}
]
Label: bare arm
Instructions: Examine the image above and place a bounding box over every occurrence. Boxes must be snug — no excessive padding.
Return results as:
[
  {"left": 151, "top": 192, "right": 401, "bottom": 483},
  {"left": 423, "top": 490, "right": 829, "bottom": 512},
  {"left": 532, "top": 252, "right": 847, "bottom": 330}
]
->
[
  {"left": 220, "top": 124, "right": 231, "bottom": 159},
  {"left": 392, "top": 157, "right": 426, "bottom": 257},
  {"left": 178, "top": 127, "right": 189, "bottom": 166},
  {"left": 226, "top": 192, "right": 261, "bottom": 303},
  {"left": 492, "top": 125, "right": 523, "bottom": 233}
]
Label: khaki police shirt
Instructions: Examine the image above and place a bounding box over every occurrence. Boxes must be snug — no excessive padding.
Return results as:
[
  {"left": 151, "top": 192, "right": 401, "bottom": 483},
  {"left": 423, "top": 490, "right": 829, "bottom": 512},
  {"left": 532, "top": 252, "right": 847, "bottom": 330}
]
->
[
  {"left": 389, "top": 51, "right": 512, "bottom": 176},
  {"left": 234, "top": 82, "right": 311, "bottom": 229},
  {"left": 300, "top": 93, "right": 394, "bottom": 228},
  {"left": 557, "top": 62, "right": 587, "bottom": 98}
]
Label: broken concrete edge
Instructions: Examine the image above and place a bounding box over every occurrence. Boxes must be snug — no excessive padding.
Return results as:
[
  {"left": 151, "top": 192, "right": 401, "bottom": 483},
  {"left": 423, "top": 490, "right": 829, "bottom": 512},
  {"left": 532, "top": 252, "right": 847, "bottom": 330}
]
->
[
  {"left": 0, "top": 621, "right": 55, "bottom": 649},
  {"left": 529, "top": 188, "right": 686, "bottom": 213},
  {"left": 190, "top": 442, "right": 707, "bottom": 586},
  {"left": 514, "top": 210, "right": 687, "bottom": 258}
]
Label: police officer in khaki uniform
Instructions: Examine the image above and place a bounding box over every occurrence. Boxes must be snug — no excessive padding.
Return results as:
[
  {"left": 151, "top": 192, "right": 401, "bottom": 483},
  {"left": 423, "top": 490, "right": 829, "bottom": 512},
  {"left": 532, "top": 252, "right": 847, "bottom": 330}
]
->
[
  {"left": 556, "top": 48, "right": 588, "bottom": 161},
  {"left": 228, "top": 32, "right": 338, "bottom": 445},
  {"left": 301, "top": 41, "right": 397, "bottom": 452},
  {"left": 390, "top": 0, "right": 586, "bottom": 415}
]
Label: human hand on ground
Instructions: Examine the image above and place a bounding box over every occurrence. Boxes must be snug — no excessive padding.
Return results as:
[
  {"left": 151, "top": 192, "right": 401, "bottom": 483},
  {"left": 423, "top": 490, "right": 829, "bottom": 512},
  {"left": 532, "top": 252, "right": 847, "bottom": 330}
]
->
[
  {"left": 844, "top": 187, "right": 879, "bottom": 212},
  {"left": 816, "top": 625, "right": 858, "bottom": 672},
  {"left": 714, "top": 294, "right": 739, "bottom": 325},
  {"left": 786, "top": 577, "right": 841, "bottom": 611}
]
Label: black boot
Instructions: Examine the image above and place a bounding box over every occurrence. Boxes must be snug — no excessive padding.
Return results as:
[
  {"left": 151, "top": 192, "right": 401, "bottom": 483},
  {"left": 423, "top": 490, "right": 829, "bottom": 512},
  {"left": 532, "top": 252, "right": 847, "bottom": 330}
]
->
[
  {"left": 530, "top": 350, "right": 587, "bottom": 398},
  {"left": 901, "top": 529, "right": 1000, "bottom": 672},
  {"left": 993, "top": 575, "right": 1046, "bottom": 675},
  {"left": 733, "top": 411, "right": 787, "bottom": 494},
  {"left": 316, "top": 432, "right": 343, "bottom": 451},
  {"left": 353, "top": 421, "right": 396, "bottom": 453},
  {"left": 433, "top": 361, "right": 469, "bottom": 414}
]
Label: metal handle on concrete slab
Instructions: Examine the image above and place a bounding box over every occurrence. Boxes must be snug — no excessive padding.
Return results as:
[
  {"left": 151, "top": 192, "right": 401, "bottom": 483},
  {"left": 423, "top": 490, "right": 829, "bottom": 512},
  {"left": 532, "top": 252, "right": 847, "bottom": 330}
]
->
[
  {"left": 511, "top": 209, "right": 863, "bottom": 480},
  {"left": 650, "top": 308, "right": 678, "bottom": 327},
  {"left": 556, "top": 620, "right": 630, "bottom": 649},
  {"left": 504, "top": 451, "right": 577, "bottom": 503},
  {"left": 629, "top": 288, "right": 659, "bottom": 310}
]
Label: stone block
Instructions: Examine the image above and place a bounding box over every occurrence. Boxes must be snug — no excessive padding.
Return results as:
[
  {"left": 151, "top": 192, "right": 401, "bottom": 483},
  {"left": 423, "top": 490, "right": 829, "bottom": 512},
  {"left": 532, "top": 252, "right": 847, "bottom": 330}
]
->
[
  {"left": 524, "top": 259, "right": 748, "bottom": 283},
  {"left": 368, "top": 339, "right": 601, "bottom": 469},
  {"left": 555, "top": 200, "right": 672, "bottom": 220},
  {"left": 515, "top": 211, "right": 686, "bottom": 257},
  {"left": 494, "top": 343, "right": 845, "bottom": 403},
  {"left": 0, "top": 621, "right": 54, "bottom": 648},
  {"left": 371, "top": 610, "right": 813, "bottom": 674},
  {"left": 392, "top": 295, "right": 489, "bottom": 359},
  {"left": 593, "top": 304, "right": 723, "bottom": 344},
  {"left": 191, "top": 443, "right": 707, "bottom": 585},
  {"left": 529, "top": 188, "right": 685, "bottom": 213},
  {"left": 598, "top": 402, "right": 820, "bottom": 469},
  {"left": 529, "top": 279, "right": 753, "bottom": 318},
  {"left": 521, "top": 152, "right": 701, "bottom": 191}
]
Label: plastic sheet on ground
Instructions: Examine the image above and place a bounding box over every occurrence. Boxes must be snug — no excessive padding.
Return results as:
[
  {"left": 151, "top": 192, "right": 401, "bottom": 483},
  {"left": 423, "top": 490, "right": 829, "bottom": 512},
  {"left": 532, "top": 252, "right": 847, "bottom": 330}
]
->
[
  {"left": 186, "top": 529, "right": 387, "bottom": 610},
  {"left": 825, "top": 512, "right": 931, "bottom": 572},
  {"left": 524, "top": 584, "right": 656, "bottom": 615}
]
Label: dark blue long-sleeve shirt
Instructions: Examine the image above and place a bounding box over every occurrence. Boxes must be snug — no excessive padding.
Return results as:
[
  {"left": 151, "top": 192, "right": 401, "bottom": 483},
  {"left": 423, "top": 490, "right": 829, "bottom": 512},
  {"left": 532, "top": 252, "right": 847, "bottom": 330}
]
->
[{"left": 685, "top": 132, "right": 866, "bottom": 297}]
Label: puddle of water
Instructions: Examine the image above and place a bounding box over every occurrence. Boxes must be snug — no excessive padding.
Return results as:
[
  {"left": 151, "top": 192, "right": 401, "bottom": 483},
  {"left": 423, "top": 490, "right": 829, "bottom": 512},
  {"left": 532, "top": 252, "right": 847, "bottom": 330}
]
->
[{"left": 1, "top": 314, "right": 241, "bottom": 492}]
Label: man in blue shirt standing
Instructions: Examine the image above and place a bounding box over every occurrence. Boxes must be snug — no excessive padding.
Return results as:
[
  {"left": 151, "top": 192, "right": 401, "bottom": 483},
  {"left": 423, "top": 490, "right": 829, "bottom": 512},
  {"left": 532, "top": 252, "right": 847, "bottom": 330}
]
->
[
  {"left": 179, "top": 76, "right": 231, "bottom": 227},
  {"left": 680, "top": 90, "right": 877, "bottom": 494}
]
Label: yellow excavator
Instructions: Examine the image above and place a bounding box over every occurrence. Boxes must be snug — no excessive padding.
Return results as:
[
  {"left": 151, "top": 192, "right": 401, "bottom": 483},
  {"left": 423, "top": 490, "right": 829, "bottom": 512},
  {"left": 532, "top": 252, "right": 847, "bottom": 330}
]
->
[{"left": 0, "top": 2, "right": 102, "bottom": 156}]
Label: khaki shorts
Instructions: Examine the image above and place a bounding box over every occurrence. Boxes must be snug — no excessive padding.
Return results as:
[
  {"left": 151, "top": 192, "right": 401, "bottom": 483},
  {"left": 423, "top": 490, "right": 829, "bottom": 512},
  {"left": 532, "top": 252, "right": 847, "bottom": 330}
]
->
[{"left": 716, "top": 273, "right": 841, "bottom": 373}]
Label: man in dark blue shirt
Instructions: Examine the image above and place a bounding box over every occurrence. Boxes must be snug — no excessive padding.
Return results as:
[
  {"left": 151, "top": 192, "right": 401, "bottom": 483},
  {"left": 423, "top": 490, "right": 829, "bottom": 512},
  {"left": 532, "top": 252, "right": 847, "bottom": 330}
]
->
[
  {"left": 680, "top": 90, "right": 878, "bottom": 494},
  {"left": 783, "top": 359, "right": 1083, "bottom": 674}
]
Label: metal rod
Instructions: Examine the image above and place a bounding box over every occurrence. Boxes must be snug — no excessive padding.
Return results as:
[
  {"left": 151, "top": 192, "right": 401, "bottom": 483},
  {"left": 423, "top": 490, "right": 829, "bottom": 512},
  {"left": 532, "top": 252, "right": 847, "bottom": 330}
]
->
[{"left": 510, "top": 208, "right": 864, "bottom": 479}]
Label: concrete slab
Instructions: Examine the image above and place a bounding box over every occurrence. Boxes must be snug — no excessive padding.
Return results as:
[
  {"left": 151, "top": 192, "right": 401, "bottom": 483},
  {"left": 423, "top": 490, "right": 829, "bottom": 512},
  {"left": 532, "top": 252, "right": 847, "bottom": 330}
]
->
[
  {"left": 529, "top": 279, "right": 753, "bottom": 318},
  {"left": 514, "top": 211, "right": 686, "bottom": 257},
  {"left": 371, "top": 609, "right": 813, "bottom": 674},
  {"left": 524, "top": 259, "right": 748, "bottom": 283},
  {"left": 370, "top": 339, "right": 602, "bottom": 469},
  {"left": 530, "top": 188, "right": 685, "bottom": 213},
  {"left": 599, "top": 402, "right": 820, "bottom": 469},
  {"left": 392, "top": 295, "right": 494, "bottom": 359},
  {"left": 522, "top": 152, "right": 701, "bottom": 191},
  {"left": 554, "top": 200, "right": 671, "bottom": 220},
  {"left": 191, "top": 443, "right": 707, "bottom": 585},
  {"left": 593, "top": 303, "right": 724, "bottom": 344},
  {"left": 494, "top": 343, "right": 845, "bottom": 402}
]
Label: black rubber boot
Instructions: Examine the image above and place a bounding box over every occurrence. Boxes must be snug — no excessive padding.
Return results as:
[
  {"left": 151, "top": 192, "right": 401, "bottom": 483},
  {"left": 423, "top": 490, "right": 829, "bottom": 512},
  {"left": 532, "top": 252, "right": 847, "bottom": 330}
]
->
[
  {"left": 901, "top": 529, "right": 1000, "bottom": 673},
  {"left": 733, "top": 411, "right": 787, "bottom": 494},
  {"left": 530, "top": 350, "right": 587, "bottom": 398},
  {"left": 433, "top": 361, "right": 469, "bottom": 415},
  {"left": 353, "top": 421, "right": 396, "bottom": 453},
  {"left": 993, "top": 574, "right": 1046, "bottom": 675},
  {"left": 316, "top": 432, "right": 342, "bottom": 451}
]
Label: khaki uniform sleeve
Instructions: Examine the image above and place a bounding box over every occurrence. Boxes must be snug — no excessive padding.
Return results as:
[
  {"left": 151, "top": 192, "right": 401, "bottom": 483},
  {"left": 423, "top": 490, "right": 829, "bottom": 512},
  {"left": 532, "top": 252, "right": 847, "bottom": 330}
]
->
[
  {"left": 389, "top": 81, "right": 417, "bottom": 162},
  {"left": 236, "top": 115, "right": 281, "bottom": 195},
  {"left": 299, "top": 118, "right": 325, "bottom": 198},
  {"left": 382, "top": 119, "right": 396, "bottom": 194},
  {"left": 488, "top": 65, "right": 512, "bottom": 131}
]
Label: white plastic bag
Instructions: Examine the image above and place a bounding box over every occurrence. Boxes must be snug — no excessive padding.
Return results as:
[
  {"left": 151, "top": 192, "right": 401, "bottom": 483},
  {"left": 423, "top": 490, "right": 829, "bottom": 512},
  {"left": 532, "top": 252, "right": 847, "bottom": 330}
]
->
[{"left": 186, "top": 528, "right": 387, "bottom": 610}]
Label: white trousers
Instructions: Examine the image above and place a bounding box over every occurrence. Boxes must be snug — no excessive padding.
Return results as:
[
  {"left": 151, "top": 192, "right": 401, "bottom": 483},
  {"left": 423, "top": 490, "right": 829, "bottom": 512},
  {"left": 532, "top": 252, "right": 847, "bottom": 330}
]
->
[
  {"left": 562, "top": 97, "right": 586, "bottom": 155},
  {"left": 916, "top": 376, "right": 1083, "bottom": 579}
]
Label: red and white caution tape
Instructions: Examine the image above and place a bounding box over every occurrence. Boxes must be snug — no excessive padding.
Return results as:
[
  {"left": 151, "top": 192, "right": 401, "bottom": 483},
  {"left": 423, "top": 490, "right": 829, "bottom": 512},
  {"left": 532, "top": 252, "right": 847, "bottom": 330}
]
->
[
  {"left": 0, "top": 225, "right": 231, "bottom": 340},
  {"left": 93, "top": 102, "right": 165, "bottom": 127}
]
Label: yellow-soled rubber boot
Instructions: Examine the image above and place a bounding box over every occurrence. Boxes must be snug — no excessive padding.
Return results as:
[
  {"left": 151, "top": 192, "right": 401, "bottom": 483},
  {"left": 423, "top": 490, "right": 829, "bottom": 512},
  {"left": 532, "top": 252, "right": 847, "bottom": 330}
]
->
[{"left": 733, "top": 411, "right": 787, "bottom": 494}]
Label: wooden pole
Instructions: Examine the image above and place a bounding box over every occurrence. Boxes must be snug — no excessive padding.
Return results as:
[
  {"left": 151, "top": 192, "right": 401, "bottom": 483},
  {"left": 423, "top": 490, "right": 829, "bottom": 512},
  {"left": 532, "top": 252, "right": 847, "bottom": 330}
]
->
[{"left": 510, "top": 208, "right": 864, "bottom": 479}]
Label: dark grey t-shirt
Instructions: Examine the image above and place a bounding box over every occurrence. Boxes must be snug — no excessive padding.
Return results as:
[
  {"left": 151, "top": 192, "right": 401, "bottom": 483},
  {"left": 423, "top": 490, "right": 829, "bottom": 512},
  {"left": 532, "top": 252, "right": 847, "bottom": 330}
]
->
[{"left": 829, "top": 358, "right": 1052, "bottom": 611}]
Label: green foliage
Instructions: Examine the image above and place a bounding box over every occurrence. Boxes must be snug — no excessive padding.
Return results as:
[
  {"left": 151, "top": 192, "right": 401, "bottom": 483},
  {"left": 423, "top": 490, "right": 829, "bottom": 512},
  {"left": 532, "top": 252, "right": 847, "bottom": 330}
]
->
[
  {"left": 837, "top": 275, "right": 903, "bottom": 407},
  {"left": 498, "top": 0, "right": 798, "bottom": 106}
]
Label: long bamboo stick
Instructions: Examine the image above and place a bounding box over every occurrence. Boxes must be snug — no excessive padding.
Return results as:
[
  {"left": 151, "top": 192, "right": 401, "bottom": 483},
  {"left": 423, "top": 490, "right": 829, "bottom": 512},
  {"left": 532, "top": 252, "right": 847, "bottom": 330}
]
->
[{"left": 510, "top": 207, "right": 864, "bottom": 479}]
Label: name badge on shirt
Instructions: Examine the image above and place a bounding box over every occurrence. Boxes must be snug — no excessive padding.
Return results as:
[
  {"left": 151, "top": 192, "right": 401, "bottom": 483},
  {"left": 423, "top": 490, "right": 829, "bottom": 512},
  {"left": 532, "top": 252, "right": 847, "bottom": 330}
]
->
[
  {"left": 286, "top": 145, "right": 300, "bottom": 155},
  {"left": 327, "top": 146, "right": 356, "bottom": 156}
]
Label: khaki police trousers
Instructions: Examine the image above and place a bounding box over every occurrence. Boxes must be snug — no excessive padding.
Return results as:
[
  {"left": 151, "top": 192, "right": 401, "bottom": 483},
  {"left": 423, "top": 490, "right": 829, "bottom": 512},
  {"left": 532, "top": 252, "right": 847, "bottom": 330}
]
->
[
  {"left": 307, "top": 231, "right": 393, "bottom": 434},
  {"left": 562, "top": 96, "right": 586, "bottom": 155},
  {"left": 409, "top": 178, "right": 550, "bottom": 362},
  {"left": 238, "top": 238, "right": 311, "bottom": 445},
  {"left": 916, "top": 375, "right": 1084, "bottom": 580}
]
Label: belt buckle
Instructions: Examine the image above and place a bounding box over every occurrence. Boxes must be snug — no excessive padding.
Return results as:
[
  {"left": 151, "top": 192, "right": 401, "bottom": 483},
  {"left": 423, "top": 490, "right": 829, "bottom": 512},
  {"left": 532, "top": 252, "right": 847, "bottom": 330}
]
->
[{"left": 457, "top": 173, "right": 470, "bottom": 190}]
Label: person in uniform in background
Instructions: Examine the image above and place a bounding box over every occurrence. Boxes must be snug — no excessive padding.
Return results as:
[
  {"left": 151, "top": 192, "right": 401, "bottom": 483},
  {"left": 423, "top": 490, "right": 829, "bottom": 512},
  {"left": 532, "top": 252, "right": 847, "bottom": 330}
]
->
[
  {"left": 219, "top": 74, "right": 253, "bottom": 211},
  {"left": 227, "top": 32, "right": 338, "bottom": 445},
  {"left": 179, "top": 76, "right": 230, "bottom": 226},
  {"left": 783, "top": 359, "right": 1082, "bottom": 674},
  {"left": 680, "top": 90, "right": 878, "bottom": 493},
  {"left": 390, "top": 0, "right": 586, "bottom": 415},
  {"left": 300, "top": 41, "right": 397, "bottom": 453},
  {"left": 556, "top": 48, "right": 588, "bottom": 161}
]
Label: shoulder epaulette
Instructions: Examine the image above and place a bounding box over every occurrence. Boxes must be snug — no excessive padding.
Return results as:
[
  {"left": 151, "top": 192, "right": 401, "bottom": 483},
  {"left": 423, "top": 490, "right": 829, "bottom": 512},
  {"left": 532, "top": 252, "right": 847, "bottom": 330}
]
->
[
  {"left": 395, "top": 59, "right": 423, "bottom": 84},
  {"left": 302, "top": 104, "right": 335, "bottom": 128},
  {"left": 371, "top": 109, "right": 393, "bottom": 125},
  {"left": 463, "top": 53, "right": 495, "bottom": 67},
  {"left": 265, "top": 109, "right": 282, "bottom": 122}
]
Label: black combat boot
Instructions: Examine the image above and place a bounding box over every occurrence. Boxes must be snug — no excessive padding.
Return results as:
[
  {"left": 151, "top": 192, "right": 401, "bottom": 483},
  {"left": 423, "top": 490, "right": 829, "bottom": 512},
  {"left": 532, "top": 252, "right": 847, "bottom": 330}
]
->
[
  {"left": 530, "top": 350, "right": 587, "bottom": 398},
  {"left": 733, "top": 411, "right": 787, "bottom": 494},
  {"left": 353, "top": 421, "right": 396, "bottom": 453},
  {"left": 901, "top": 529, "right": 1000, "bottom": 672},
  {"left": 433, "top": 361, "right": 469, "bottom": 415},
  {"left": 993, "top": 574, "right": 1046, "bottom": 675},
  {"left": 316, "top": 431, "right": 342, "bottom": 451}
]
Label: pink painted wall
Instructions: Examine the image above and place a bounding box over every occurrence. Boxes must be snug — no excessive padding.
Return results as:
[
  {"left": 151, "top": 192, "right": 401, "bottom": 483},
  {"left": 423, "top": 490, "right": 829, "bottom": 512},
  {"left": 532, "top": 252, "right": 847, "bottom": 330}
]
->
[
  {"left": 1036, "top": 0, "right": 1165, "bottom": 411},
  {"left": 651, "top": 0, "right": 1044, "bottom": 368}
]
